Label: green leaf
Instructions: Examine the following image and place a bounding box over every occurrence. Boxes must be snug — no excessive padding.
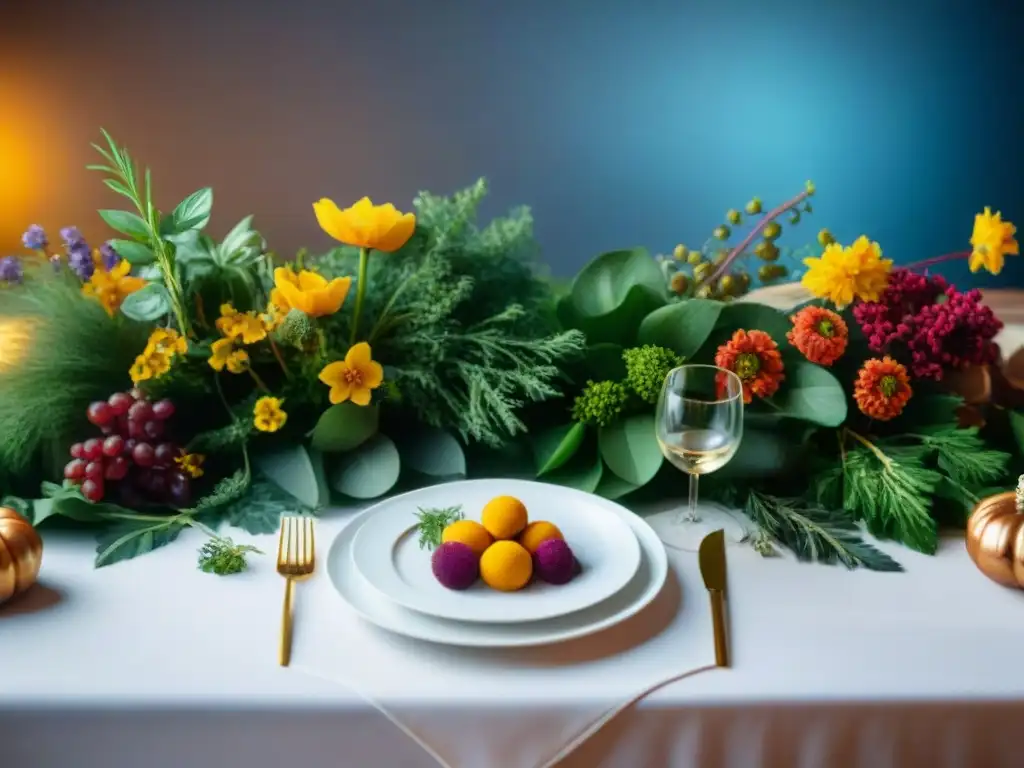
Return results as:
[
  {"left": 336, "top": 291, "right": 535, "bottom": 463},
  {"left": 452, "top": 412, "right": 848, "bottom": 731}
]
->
[
  {"left": 532, "top": 422, "right": 586, "bottom": 476},
  {"left": 309, "top": 403, "right": 380, "bottom": 452},
  {"left": 99, "top": 209, "right": 151, "bottom": 240},
  {"left": 545, "top": 442, "right": 603, "bottom": 493},
  {"left": 120, "top": 283, "right": 171, "bottom": 322},
  {"left": 95, "top": 519, "right": 183, "bottom": 568},
  {"left": 253, "top": 443, "right": 328, "bottom": 509},
  {"left": 594, "top": 471, "right": 640, "bottom": 500},
  {"left": 330, "top": 434, "right": 401, "bottom": 499},
  {"left": 701, "top": 302, "right": 794, "bottom": 357},
  {"left": 565, "top": 249, "right": 667, "bottom": 346},
  {"left": 220, "top": 215, "right": 256, "bottom": 256},
  {"left": 222, "top": 479, "right": 307, "bottom": 534},
  {"left": 598, "top": 413, "right": 663, "bottom": 486},
  {"left": 717, "top": 427, "right": 797, "bottom": 479},
  {"left": 772, "top": 362, "right": 847, "bottom": 426},
  {"left": 165, "top": 187, "right": 213, "bottom": 234},
  {"left": 109, "top": 239, "right": 155, "bottom": 265},
  {"left": 1010, "top": 410, "right": 1024, "bottom": 456},
  {"left": 396, "top": 428, "right": 466, "bottom": 478},
  {"left": 637, "top": 299, "right": 724, "bottom": 358}
]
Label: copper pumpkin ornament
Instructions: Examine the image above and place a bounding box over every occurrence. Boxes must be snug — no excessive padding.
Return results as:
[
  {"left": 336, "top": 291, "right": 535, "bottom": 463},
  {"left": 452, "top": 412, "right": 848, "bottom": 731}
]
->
[
  {"left": 0, "top": 506, "right": 43, "bottom": 604},
  {"left": 966, "top": 476, "right": 1024, "bottom": 589}
]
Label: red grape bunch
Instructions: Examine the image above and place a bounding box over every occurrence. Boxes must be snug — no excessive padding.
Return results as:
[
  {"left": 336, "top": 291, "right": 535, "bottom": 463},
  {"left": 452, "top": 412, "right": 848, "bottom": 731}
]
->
[{"left": 63, "top": 388, "right": 193, "bottom": 508}]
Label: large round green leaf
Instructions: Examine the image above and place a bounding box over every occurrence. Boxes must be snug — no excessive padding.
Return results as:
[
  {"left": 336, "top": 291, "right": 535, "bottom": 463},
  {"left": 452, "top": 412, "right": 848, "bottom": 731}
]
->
[
  {"left": 598, "top": 413, "right": 663, "bottom": 486},
  {"left": 396, "top": 427, "right": 466, "bottom": 478},
  {"left": 716, "top": 302, "right": 793, "bottom": 344},
  {"left": 545, "top": 444, "right": 603, "bottom": 493},
  {"left": 330, "top": 434, "right": 401, "bottom": 499},
  {"left": 637, "top": 299, "right": 724, "bottom": 359},
  {"left": 570, "top": 248, "right": 665, "bottom": 318},
  {"left": 309, "top": 403, "right": 379, "bottom": 452},
  {"left": 253, "top": 443, "right": 328, "bottom": 508},
  {"left": 773, "top": 361, "right": 848, "bottom": 426},
  {"left": 594, "top": 471, "right": 640, "bottom": 500},
  {"left": 532, "top": 422, "right": 586, "bottom": 476},
  {"left": 716, "top": 427, "right": 798, "bottom": 479}
]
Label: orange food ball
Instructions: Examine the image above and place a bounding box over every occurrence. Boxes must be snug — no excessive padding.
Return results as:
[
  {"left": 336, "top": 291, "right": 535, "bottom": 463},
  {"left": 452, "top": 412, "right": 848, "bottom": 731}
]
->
[
  {"left": 518, "top": 521, "right": 563, "bottom": 555},
  {"left": 441, "top": 520, "right": 493, "bottom": 557},
  {"left": 481, "top": 495, "right": 528, "bottom": 540},
  {"left": 479, "top": 540, "right": 533, "bottom": 592}
]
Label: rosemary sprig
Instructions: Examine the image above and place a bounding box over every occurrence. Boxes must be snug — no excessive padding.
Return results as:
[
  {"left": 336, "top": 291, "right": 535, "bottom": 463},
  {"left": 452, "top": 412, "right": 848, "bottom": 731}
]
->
[{"left": 414, "top": 505, "right": 464, "bottom": 550}]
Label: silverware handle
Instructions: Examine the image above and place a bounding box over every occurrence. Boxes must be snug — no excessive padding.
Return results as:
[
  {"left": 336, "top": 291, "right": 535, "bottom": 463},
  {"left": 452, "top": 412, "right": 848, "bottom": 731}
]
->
[
  {"left": 279, "top": 578, "right": 295, "bottom": 667},
  {"left": 709, "top": 589, "right": 729, "bottom": 668}
]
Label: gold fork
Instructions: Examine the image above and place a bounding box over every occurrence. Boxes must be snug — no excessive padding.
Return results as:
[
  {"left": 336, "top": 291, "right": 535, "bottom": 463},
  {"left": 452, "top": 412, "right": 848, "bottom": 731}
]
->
[{"left": 276, "top": 516, "right": 316, "bottom": 667}]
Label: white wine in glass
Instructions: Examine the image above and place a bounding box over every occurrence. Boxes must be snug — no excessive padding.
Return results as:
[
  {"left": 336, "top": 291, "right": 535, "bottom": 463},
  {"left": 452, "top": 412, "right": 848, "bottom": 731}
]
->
[{"left": 655, "top": 365, "right": 744, "bottom": 523}]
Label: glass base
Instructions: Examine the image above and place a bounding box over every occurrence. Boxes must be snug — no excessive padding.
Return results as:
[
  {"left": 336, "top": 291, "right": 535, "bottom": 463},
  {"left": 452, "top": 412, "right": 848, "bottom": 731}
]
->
[{"left": 657, "top": 501, "right": 750, "bottom": 553}]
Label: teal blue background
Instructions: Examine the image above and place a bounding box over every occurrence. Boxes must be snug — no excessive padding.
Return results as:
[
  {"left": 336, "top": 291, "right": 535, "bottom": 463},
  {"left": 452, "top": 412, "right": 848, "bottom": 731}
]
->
[{"left": 3, "top": 0, "right": 1021, "bottom": 287}]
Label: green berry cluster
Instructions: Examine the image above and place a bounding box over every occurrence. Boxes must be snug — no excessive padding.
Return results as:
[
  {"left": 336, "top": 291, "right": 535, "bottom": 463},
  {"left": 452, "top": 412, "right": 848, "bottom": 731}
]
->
[
  {"left": 658, "top": 181, "right": 823, "bottom": 301},
  {"left": 571, "top": 380, "right": 629, "bottom": 427},
  {"left": 623, "top": 345, "right": 683, "bottom": 404}
]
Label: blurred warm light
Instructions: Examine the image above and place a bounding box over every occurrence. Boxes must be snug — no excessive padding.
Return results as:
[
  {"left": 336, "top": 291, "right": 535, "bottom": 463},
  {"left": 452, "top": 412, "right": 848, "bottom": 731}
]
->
[
  {"left": 0, "top": 80, "right": 52, "bottom": 251},
  {"left": 0, "top": 318, "right": 33, "bottom": 372}
]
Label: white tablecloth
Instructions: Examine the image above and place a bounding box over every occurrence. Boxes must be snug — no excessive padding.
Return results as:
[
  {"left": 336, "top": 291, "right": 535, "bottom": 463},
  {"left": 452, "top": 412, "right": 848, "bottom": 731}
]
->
[{"left": 3, "top": 504, "right": 1024, "bottom": 768}]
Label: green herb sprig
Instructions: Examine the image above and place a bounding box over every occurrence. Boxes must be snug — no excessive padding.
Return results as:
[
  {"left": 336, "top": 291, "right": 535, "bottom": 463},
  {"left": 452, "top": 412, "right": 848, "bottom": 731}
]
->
[
  {"left": 197, "top": 537, "right": 262, "bottom": 575},
  {"left": 415, "top": 505, "right": 464, "bottom": 550}
]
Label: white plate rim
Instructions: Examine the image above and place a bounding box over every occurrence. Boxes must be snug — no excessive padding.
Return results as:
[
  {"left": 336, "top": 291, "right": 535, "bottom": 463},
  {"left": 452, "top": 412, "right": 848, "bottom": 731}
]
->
[
  {"left": 325, "top": 479, "right": 669, "bottom": 648},
  {"left": 350, "top": 479, "right": 643, "bottom": 623}
]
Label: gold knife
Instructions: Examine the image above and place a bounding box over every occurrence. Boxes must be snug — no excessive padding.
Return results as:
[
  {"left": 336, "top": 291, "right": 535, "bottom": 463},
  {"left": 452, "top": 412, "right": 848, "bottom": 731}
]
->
[{"left": 698, "top": 529, "right": 730, "bottom": 667}]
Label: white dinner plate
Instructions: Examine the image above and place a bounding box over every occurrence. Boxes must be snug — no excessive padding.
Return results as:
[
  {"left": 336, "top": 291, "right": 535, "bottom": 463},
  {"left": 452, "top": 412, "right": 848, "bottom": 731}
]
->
[
  {"left": 350, "top": 479, "right": 642, "bottom": 623},
  {"left": 326, "top": 482, "right": 668, "bottom": 647}
]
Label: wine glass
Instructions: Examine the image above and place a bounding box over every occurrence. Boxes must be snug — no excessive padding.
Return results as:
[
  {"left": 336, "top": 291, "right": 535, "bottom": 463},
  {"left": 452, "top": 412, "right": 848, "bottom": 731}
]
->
[{"left": 655, "top": 364, "right": 744, "bottom": 529}]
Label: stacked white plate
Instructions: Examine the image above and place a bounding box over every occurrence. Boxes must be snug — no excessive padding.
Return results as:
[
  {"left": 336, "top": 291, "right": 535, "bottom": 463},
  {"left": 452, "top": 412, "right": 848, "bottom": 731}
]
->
[{"left": 325, "top": 478, "right": 668, "bottom": 647}]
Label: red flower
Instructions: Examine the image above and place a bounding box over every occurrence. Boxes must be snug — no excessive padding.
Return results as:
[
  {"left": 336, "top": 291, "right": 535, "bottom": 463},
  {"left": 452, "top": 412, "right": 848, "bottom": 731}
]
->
[
  {"left": 854, "top": 356, "right": 912, "bottom": 421},
  {"left": 714, "top": 329, "right": 785, "bottom": 404},
  {"left": 787, "top": 306, "right": 848, "bottom": 366}
]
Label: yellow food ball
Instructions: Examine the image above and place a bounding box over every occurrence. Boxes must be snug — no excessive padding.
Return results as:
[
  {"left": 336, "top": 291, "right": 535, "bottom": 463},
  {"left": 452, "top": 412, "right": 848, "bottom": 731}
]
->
[
  {"left": 481, "top": 495, "right": 528, "bottom": 539},
  {"left": 480, "top": 541, "right": 533, "bottom": 592},
  {"left": 441, "top": 519, "right": 494, "bottom": 557},
  {"left": 518, "top": 521, "right": 564, "bottom": 555}
]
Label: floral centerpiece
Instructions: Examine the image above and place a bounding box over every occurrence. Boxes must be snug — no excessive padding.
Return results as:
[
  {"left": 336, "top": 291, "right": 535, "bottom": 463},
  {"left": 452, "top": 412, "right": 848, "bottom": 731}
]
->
[{"left": 0, "top": 132, "right": 1020, "bottom": 574}]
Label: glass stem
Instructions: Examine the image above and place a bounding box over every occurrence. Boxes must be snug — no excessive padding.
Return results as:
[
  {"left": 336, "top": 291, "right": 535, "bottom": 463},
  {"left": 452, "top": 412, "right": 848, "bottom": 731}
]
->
[{"left": 687, "top": 473, "right": 699, "bottom": 520}]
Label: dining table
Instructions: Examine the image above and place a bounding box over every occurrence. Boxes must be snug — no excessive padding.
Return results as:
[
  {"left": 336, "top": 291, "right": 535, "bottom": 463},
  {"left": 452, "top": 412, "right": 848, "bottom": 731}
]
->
[{"left": 4, "top": 286, "right": 1024, "bottom": 768}]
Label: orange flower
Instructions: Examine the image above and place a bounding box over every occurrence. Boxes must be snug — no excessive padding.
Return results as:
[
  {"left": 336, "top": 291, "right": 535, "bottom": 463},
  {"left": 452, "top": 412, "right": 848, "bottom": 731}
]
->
[
  {"left": 787, "top": 306, "right": 848, "bottom": 366},
  {"left": 714, "top": 329, "right": 785, "bottom": 404},
  {"left": 854, "top": 356, "right": 912, "bottom": 421},
  {"left": 318, "top": 342, "right": 384, "bottom": 406},
  {"left": 81, "top": 259, "right": 146, "bottom": 316}
]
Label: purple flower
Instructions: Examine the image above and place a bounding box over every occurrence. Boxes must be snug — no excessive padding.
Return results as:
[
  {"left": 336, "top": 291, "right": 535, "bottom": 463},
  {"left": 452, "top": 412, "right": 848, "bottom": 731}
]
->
[
  {"left": 21, "top": 225, "right": 48, "bottom": 251},
  {"left": 99, "top": 241, "right": 121, "bottom": 271},
  {"left": 60, "top": 226, "right": 86, "bottom": 248},
  {"left": 67, "top": 243, "right": 95, "bottom": 281},
  {"left": 0, "top": 256, "right": 24, "bottom": 284}
]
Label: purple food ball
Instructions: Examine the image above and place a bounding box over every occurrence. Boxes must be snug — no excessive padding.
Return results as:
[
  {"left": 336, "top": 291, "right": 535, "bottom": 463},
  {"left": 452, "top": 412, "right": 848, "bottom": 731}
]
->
[
  {"left": 534, "top": 539, "right": 576, "bottom": 585},
  {"left": 431, "top": 541, "right": 479, "bottom": 590},
  {"left": 22, "top": 224, "right": 48, "bottom": 251}
]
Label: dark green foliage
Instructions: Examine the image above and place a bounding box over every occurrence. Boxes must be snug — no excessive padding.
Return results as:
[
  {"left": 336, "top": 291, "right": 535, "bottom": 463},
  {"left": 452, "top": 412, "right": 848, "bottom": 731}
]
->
[
  {"left": 0, "top": 274, "right": 151, "bottom": 480},
  {"left": 317, "top": 179, "right": 586, "bottom": 447}
]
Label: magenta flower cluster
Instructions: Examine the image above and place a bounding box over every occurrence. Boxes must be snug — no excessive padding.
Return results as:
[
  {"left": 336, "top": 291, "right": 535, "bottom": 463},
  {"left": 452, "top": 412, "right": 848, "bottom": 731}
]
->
[{"left": 852, "top": 268, "right": 1003, "bottom": 380}]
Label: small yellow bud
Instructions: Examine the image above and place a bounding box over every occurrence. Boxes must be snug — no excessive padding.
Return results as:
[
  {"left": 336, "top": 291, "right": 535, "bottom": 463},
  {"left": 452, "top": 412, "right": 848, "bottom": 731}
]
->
[
  {"left": 687, "top": 250, "right": 703, "bottom": 265},
  {"left": 669, "top": 272, "right": 690, "bottom": 295},
  {"left": 672, "top": 244, "right": 688, "bottom": 261},
  {"left": 719, "top": 274, "right": 736, "bottom": 294},
  {"left": 745, "top": 198, "right": 762, "bottom": 216},
  {"left": 754, "top": 240, "right": 779, "bottom": 262},
  {"left": 762, "top": 221, "right": 782, "bottom": 240},
  {"left": 726, "top": 209, "right": 742, "bottom": 225},
  {"left": 695, "top": 284, "right": 714, "bottom": 299},
  {"left": 805, "top": 180, "right": 816, "bottom": 195},
  {"left": 713, "top": 248, "right": 729, "bottom": 265},
  {"left": 713, "top": 225, "right": 731, "bottom": 240},
  {"left": 693, "top": 262, "right": 714, "bottom": 282},
  {"left": 817, "top": 228, "right": 836, "bottom": 246}
]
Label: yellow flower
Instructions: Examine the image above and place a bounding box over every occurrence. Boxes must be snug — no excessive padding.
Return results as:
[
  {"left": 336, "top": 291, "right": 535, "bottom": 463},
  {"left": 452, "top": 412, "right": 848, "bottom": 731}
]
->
[
  {"left": 313, "top": 197, "right": 416, "bottom": 253},
  {"left": 215, "top": 303, "right": 268, "bottom": 344},
  {"left": 208, "top": 337, "right": 249, "bottom": 373},
  {"left": 129, "top": 350, "right": 171, "bottom": 384},
  {"left": 146, "top": 327, "right": 188, "bottom": 357},
  {"left": 253, "top": 396, "right": 287, "bottom": 433},
  {"left": 969, "top": 207, "right": 1018, "bottom": 275},
  {"left": 82, "top": 259, "right": 147, "bottom": 316},
  {"left": 318, "top": 342, "right": 384, "bottom": 406},
  {"left": 272, "top": 267, "right": 351, "bottom": 318},
  {"left": 801, "top": 236, "right": 892, "bottom": 309},
  {"left": 262, "top": 301, "right": 287, "bottom": 332},
  {"left": 174, "top": 453, "right": 205, "bottom": 479}
]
